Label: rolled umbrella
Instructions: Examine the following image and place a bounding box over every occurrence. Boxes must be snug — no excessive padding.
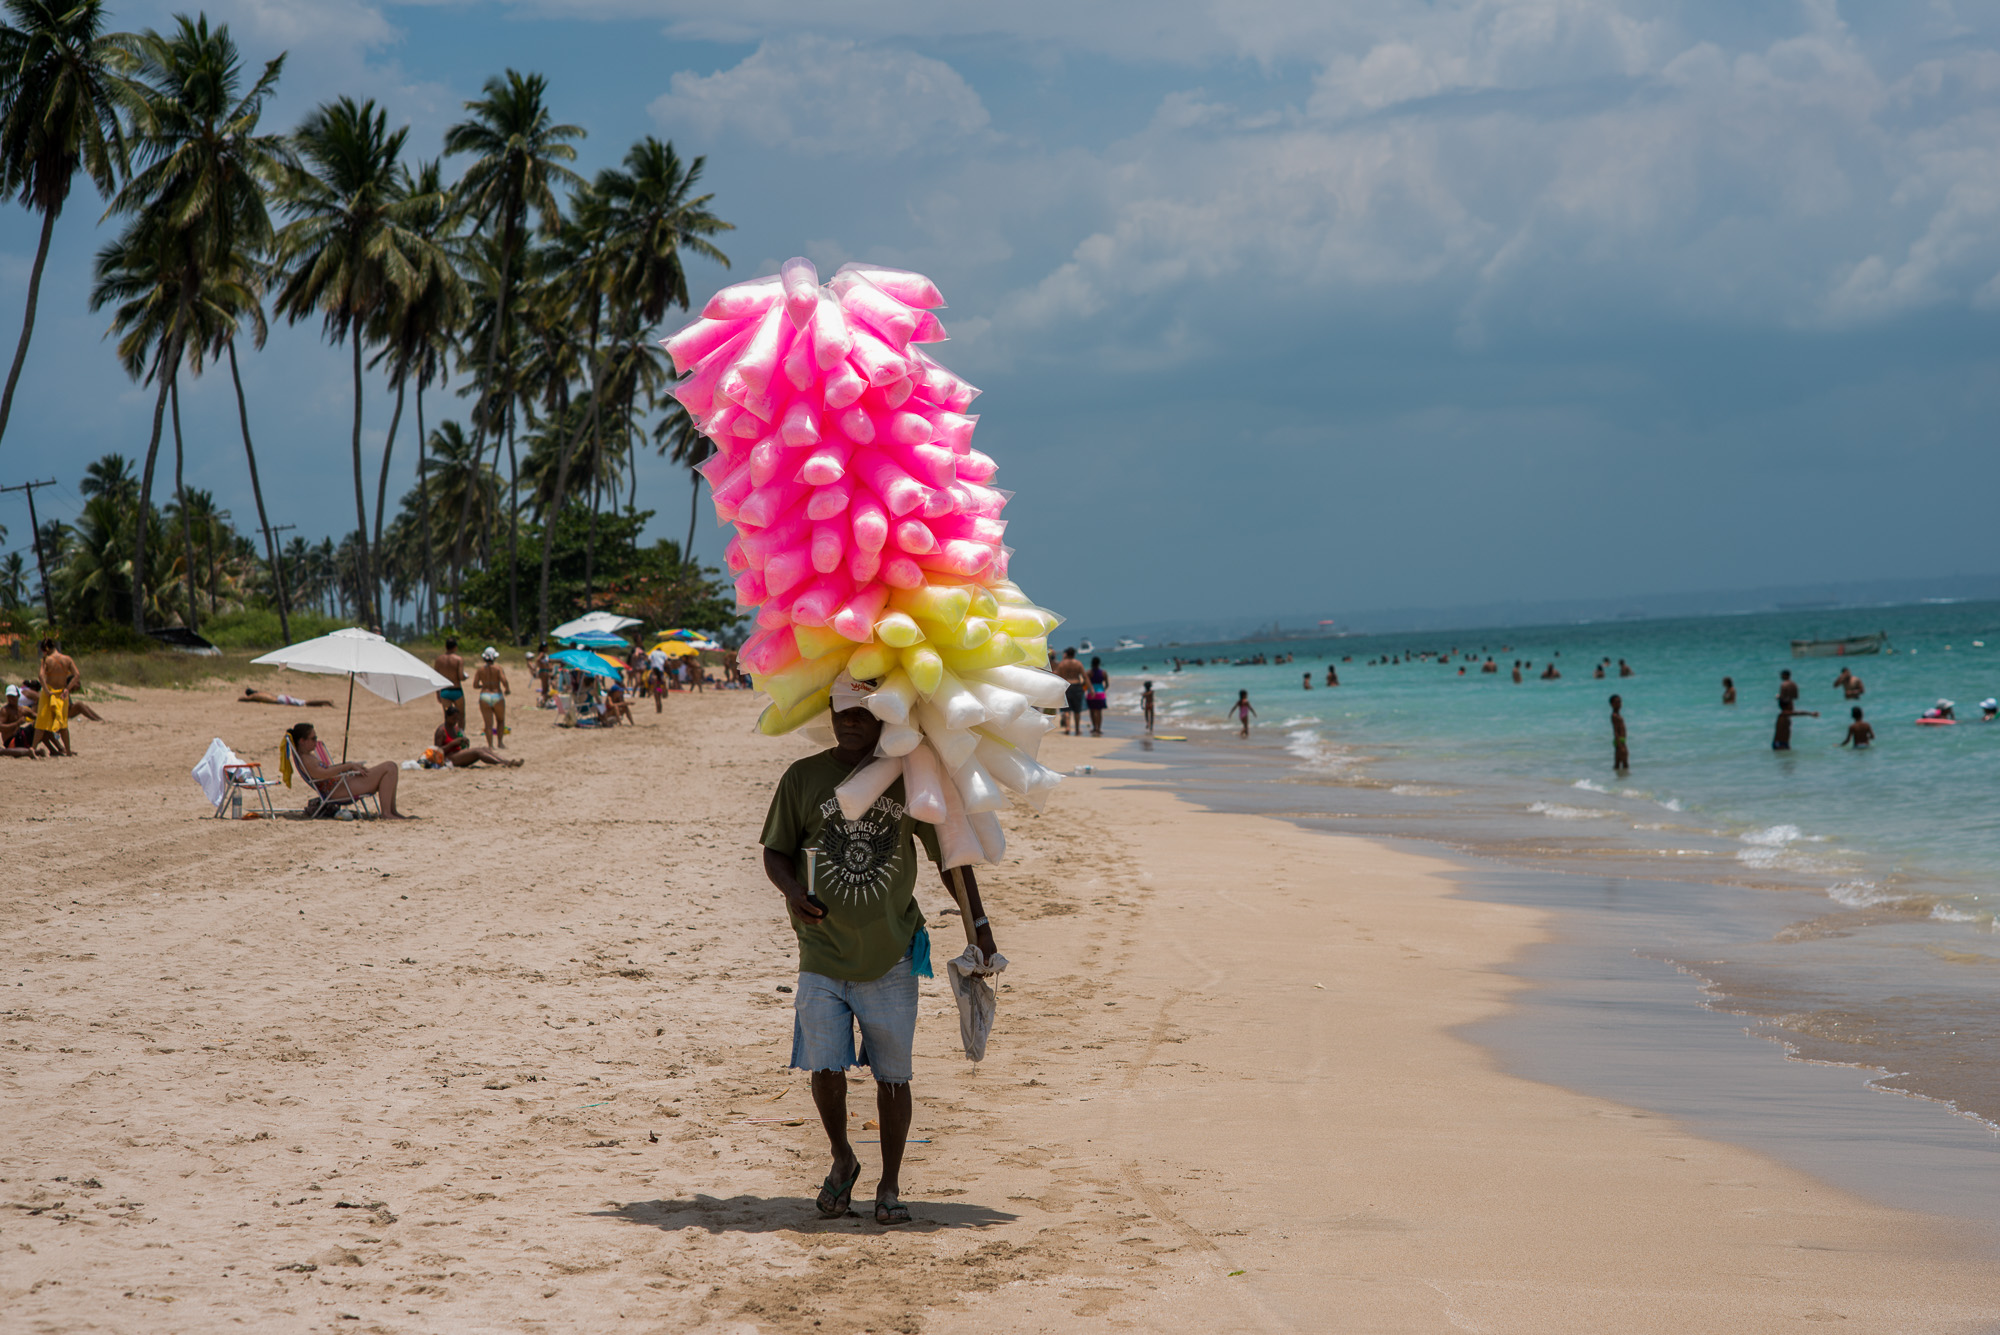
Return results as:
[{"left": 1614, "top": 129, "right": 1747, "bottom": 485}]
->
[{"left": 251, "top": 628, "right": 451, "bottom": 761}]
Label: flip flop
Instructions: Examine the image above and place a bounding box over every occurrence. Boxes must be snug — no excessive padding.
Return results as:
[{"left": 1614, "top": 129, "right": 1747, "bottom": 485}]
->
[
  {"left": 874, "top": 1193, "right": 911, "bottom": 1226},
  {"left": 816, "top": 1163, "right": 861, "bottom": 1218}
]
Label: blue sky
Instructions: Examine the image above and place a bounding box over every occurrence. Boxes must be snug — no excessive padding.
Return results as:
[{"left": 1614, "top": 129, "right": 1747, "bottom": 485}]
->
[{"left": 5, "top": 0, "right": 2000, "bottom": 632}]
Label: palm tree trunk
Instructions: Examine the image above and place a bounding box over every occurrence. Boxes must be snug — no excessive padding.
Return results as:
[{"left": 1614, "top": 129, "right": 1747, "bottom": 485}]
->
[
  {"left": 416, "top": 380, "right": 435, "bottom": 637},
  {"left": 505, "top": 402, "right": 520, "bottom": 643},
  {"left": 374, "top": 375, "right": 406, "bottom": 630},
  {"left": 171, "top": 375, "right": 198, "bottom": 632},
  {"left": 348, "top": 333, "right": 375, "bottom": 629},
  {"left": 133, "top": 325, "right": 182, "bottom": 634},
  {"left": 538, "top": 298, "right": 604, "bottom": 640},
  {"left": 228, "top": 339, "right": 289, "bottom": 643},
  {"left": 452, "top": 236, "right": 516, "bottom": 623},
  {"left": 536, "top": 397, "right": 598, "bottom": 640},
  {"left": 0, "top": 207, "right": 58, "bottom": 449},
  {"left": 685, "top": 463, "right": 702, "bottom": 567}
]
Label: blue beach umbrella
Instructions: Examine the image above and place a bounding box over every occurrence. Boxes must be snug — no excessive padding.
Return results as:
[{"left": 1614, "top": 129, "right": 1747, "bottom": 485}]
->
[{"left": 548, "top": 649, "right": 623, "bottom": 681}]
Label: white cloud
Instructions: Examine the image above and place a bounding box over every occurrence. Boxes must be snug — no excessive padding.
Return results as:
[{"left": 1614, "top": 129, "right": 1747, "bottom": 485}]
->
[{"left": 649, "top": 35, "right": 990, "bottom": 155}]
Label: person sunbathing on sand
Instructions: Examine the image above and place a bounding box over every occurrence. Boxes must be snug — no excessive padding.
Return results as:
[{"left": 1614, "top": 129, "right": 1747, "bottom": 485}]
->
[
  {"left": 434, "top": 707, "right": 523, "bottom": 768},
  {"left": 287, "top": 721, "right": 410, "bottom": 818},
  {"left": 241, "top": 687, "right": 334, "bottom": 707}
]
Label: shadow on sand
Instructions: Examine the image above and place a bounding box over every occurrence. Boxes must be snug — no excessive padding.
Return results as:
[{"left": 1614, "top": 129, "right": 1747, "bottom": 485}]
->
[{"left": 597, "top": 1193, "right": 1018, "bottom": 1235}]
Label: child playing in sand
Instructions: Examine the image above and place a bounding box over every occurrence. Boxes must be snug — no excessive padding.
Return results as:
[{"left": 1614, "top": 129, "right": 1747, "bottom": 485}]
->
[{"left": 1230, "top": 690, "right": 1256, "bottom": 737}]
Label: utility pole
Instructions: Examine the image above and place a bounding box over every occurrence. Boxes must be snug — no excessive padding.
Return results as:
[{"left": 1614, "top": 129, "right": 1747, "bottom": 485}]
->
[
  {"left": 1, "top": 478, "right": 57, "bottom": 626},
  {"left": 266, "top": 523, "right": 297, "bottom": 643}
]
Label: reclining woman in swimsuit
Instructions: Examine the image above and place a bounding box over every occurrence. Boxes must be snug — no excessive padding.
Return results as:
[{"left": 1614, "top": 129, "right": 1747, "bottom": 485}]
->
[
  {"left": 435, "top": 706, "right": 524, "bottom": 768},
  {"left": 242, "top": 686, "right": 334, "bottom": 707},
  {"left": 286, "top": 722, "right": 409, "bottom": 818}
]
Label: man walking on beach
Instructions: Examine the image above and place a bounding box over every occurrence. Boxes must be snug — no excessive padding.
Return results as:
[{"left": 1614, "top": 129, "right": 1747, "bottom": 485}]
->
[
  {"left": 1053, "top": 648, "right": 1088, "bottom": 736},
  {"left": 1609, "top": 694, "right": 1629, "bottom": 773},
  {"left": 34, "top": 637, "right": 76, "bottom": 756},
  {"left": 761, "top": 673, "right": 998, "bottom": 1226},
  {"left": 433, "top": 637, "right": 466, "bottom": 723}
]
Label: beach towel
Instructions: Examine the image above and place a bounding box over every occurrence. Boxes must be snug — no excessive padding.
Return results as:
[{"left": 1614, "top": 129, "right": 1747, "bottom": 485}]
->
[
  {"left": 192, "top": 737, "right": 238, "bottom": 808},
  {"left": 34, "top": 689, "right": 66, "bottom": 733},
  {"left": 944, "top": 944, "right": 1008, "bottom": 1062}
]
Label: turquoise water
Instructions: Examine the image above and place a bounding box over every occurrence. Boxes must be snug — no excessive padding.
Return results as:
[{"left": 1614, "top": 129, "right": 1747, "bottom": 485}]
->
[
  {"left": 1115, "top": 601, "right": 2000, "bottom": 918},
  {"left": 1085, "top": 600, "right": 2000, "bottom": 1125}
]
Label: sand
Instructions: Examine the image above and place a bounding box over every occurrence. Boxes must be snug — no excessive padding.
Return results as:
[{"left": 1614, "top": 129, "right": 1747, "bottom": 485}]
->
[{"left": 2, "top": 673, "right": 1997, "bottom": 1333}]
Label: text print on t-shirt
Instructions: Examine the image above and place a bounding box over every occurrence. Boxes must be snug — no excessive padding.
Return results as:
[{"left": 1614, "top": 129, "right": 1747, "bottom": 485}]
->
[{"left": 812, "top": 794, "right": 910, "bottom": 905}]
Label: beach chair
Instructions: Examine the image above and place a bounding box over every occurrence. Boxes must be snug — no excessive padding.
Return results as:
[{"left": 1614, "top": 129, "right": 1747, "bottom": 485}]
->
[
  {"left": 283, "top": 734, "right": 381, "bottom": 819},
  {"left": 192, "top": 737, "right": 281, "bottom": 819}
]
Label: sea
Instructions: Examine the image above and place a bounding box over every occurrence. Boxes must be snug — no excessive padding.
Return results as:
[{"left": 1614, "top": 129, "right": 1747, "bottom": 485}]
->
[{"left": 1085, "top": 599, "right": 2000, "bottom": 1219}]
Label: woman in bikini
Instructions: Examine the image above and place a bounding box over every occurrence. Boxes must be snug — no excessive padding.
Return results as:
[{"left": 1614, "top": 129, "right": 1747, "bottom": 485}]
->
[
  {"left": 434, "top": 705, "right": 524, "bottom": 768},
  {"left": 1086, "top": 657, "right": 1110, "bottom": 737},
  {"left": 471, "top": 647, "right": 512, "bottom": 748}
]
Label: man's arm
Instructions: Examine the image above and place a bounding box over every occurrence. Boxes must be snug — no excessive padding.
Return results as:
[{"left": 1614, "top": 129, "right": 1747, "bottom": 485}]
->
[
  {"left": 762, "top": 847, "right": 826, "bottom": 923},
  {"left": 938, "top": 864, "right": 999, "bottom": 961}
]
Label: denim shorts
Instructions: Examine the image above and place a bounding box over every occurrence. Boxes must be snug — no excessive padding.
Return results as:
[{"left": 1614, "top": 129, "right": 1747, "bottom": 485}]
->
[{"left": 790, "top": 956, "right": 918, "bottom": 1085}]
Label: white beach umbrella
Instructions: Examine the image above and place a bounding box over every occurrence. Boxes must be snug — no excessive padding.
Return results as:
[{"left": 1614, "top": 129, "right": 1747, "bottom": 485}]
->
[
  {"left": 549, "top": 611, "right": 641, "bottom": 639},
  {"left": 252, "top": 628, "right": 451, "bottom": 759}
]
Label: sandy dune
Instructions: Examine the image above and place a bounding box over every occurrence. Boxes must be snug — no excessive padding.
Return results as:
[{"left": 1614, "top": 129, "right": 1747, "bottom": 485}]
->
[{"left": 1, "top": 676, "right": 1995, "bottom": 1333}]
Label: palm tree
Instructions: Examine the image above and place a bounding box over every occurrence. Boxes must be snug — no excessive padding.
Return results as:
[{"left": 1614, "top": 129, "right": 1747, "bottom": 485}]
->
[
  {"left": 599, "top": 136, "right": 729, "bottom": 577},
  {"left": 653, "top": 397, "right": 712, "bottom": 560},
  {"left": 273, "top": 95, "right": 442, "bottom": 632},
  {"left": 444, "top": 69, "right": 582, "bottom": 639},
  {"left": 104, "top": 14, "right": 286, "bottom": 632},
  {"left": 0, "top": 0, "right": 131, "bottom": 455},
  {"left": 90, "top": 208, "right": 263, "bottom": 632},
  {"left": 531, "top": 181, "right": 611, "bottom": 638},
  {"left": 368, "top": 156, "right": 463, "bottom": 636},
  {"left": 421, "top": 419, "right": 499, "bottom": 598}
]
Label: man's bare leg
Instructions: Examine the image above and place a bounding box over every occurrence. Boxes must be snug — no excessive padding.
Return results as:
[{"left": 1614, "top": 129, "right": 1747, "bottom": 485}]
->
[
  {"left": 810, "top": 1070, "right": 862, "bottom": 1215},
  {"left": 874, "top": 1079, "right": 913, "bottom": 1222}
]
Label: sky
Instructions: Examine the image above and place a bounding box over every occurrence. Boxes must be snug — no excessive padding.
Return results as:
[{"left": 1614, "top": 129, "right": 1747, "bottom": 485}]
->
[{"left": 5, "top": 0, "right": 2000, "bottom": 635}]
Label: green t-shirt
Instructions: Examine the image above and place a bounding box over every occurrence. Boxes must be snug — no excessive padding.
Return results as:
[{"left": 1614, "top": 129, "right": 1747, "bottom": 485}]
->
[{"left": 760, "top": 750, "right": 940, "bottom": 983}]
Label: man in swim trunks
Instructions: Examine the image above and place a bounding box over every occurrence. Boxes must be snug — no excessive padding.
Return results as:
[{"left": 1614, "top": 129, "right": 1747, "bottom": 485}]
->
[
  {"left": 433, "top": 636, "right": 466, "bottom": 723},
  {"left": 34, "top": 637, "right": 76, "bottom": 756},
  {"left": 240, "top": 687, "right": 334, "bottom": 707},
  {"left": 1053, "top": 648, "right": 1088, "bottom": 736},
  {"left": 471, "top": 647, "right": 512, "bottom": 747}
]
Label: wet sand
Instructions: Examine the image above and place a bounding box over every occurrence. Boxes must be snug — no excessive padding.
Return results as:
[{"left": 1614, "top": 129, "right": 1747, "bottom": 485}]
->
[{"left": 2, "top": 677, "right": 1997, "bottom": 1332}]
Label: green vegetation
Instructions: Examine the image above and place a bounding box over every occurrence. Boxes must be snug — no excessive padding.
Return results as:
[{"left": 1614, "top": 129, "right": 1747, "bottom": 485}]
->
[{"left": 0, "top": 5, "right": 740, "bottom": 652}]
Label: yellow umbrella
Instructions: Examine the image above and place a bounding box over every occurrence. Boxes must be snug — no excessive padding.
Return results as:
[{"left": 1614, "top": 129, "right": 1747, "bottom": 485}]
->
[{"left": 655, "top": 641, "right": 702, "bottom": 657}]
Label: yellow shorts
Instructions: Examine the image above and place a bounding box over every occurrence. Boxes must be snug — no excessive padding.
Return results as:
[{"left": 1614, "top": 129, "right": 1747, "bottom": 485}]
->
[{"left": 34, "top": 691, "right": 67, "bottom": 733}]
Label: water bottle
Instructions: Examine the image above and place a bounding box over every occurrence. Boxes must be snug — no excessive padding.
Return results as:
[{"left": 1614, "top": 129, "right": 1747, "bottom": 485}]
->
[{"left": 230, "top": 789, "right": 242, "bottom": 819}]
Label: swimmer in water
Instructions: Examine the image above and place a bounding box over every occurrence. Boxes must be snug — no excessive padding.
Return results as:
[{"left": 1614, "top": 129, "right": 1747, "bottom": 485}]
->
[
  {"left": 1841, "top": 706, "right": 1874, "bottom": 748},
  {"left": 1722, "top": 676, "right": 1736, "bottom": 705},
  {"left": 1609, "top": 694, "right": 1629, "bottom": 773}
]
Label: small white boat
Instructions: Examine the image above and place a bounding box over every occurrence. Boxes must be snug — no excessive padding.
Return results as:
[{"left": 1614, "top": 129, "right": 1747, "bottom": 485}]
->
[{"left": 1115, "top": 638, "right": 1145, "bottom": 651}]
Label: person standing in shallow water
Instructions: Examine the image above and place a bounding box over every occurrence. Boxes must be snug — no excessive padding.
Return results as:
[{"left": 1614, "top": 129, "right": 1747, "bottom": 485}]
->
[
  {"left": 1841, "top": 706, "right": 1875, "bottom": 748},
  {"left": 1722, "top": 677, "right": 1736, "bottom": 705},
  {"left": 1773, "top": 698, "right": 1818, "bottom": 750},
  {"left": 1609, "top": 694, "right": 1629, "bottom": 773},
  {"left": 1230, "top": 690, "right": 1256, "bottom": 737}
]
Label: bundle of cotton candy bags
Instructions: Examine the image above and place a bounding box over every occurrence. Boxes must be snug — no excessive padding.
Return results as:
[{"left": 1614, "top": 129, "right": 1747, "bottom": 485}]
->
[{"left": 663, "top": 257, "right": 1067, "bottom": 867}]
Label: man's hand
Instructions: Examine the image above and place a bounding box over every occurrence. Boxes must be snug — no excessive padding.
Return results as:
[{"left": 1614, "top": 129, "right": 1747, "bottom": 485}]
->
[
  {"left": 764, "top": 848, "right": 825, "bottom": 923},
  {"left": 974, "top": 921, "right": 998, "bottom": 962}
]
